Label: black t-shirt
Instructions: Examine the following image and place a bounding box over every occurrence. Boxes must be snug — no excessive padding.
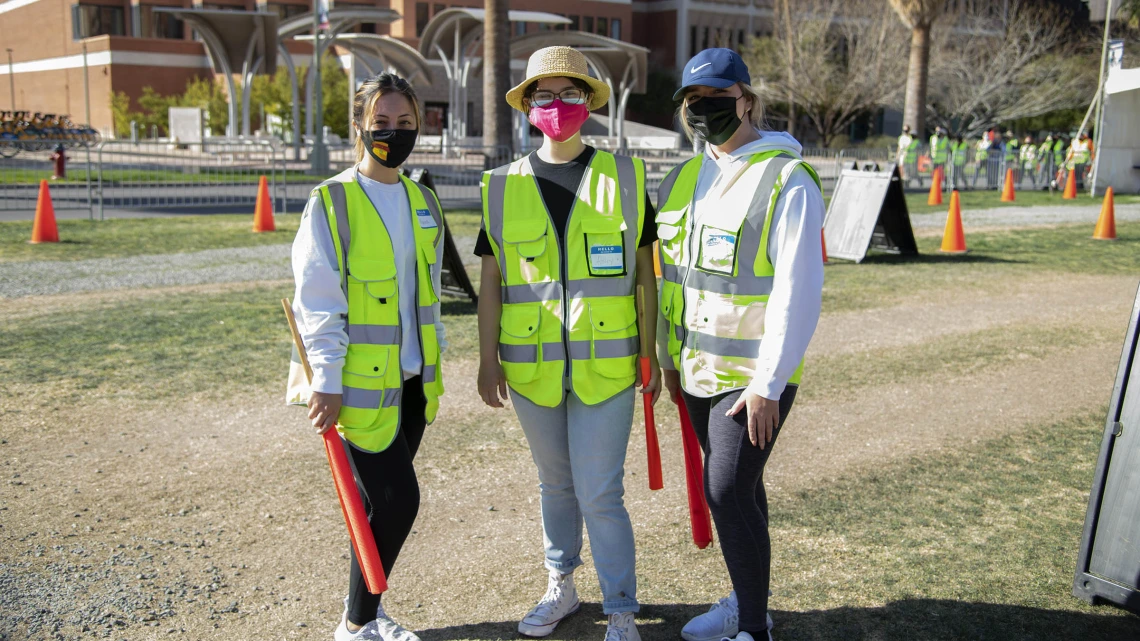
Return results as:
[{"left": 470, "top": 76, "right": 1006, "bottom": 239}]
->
[{"left": 473, "top": 146, "right": 658, "bottom": 257}]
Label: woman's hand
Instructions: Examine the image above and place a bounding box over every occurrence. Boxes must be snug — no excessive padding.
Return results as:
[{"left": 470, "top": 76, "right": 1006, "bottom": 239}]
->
[
  {"left": 662, "top": 369, "right": 682, "bottom": 405},
  {"left": 726, "top": 391, "right": 780, "bottom": 449},
  {"left": 640, "top": 356, "right": 662, "bottom": 406},
  {"left": 478, "top": 359, "right": 509, "bottom": 408},
  {"left": 308, "top": 391, "right": 342, "bottom": 435}
]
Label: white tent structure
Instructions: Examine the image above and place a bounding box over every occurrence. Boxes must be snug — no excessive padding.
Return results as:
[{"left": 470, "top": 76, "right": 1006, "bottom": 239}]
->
[{"left": 1094, "top": 65, "right": 1140, "bottom": 195}]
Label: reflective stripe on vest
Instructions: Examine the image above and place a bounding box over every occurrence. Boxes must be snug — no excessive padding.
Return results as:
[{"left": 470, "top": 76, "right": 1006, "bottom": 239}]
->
[
  {"left": 656, "top": 150, "right": 819, "bottom": 396},
  {"left": 482, "top": 150, "right": 645, "bottom": 407},
  {"left": 314, "top": 170, "right": 445, "bottom": 452}
]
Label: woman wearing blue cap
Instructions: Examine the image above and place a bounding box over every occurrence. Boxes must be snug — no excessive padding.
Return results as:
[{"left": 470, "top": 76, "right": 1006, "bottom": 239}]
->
[{"left": 656, "top": 48, "right": 825, "bottom": 641}]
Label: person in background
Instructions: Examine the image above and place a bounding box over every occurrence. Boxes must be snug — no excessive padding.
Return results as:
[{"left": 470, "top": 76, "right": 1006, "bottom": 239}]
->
[
  {"left": 661, "top": 48, "right": 825, "bottom": 641},
  {"left": 1019, "top": 135, "right": 1038, "bottom": 186},
  {"left": 292, "top": 73, "right": 447, "bottom": 641},
  {"left": 474, "top": 45, "right": 661, "bottom": 641},
  {"left": 950, "top": 134, "right": 970, "bottom": 189}
]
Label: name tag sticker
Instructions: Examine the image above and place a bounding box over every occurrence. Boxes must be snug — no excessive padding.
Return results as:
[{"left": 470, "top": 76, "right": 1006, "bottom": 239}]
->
[
  {"left": 698, "top": 226, "right": 737, "bottom": 274},
  {"left": 589, "top": 244, "right": 624, "bottom": 271},
  {"left": 416, "top": 208, "right": 437, "bottom": 229}
]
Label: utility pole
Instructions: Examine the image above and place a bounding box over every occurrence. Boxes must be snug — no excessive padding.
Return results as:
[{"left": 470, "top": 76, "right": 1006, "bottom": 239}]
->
[
  {"left": 781, "top": 0, "right": 795, "bottom": 136},
  {"left": 310, "top": 0, "right": 329, "bottom": 172},
  {"left": 83, "top": 42, "right": 93, "bottom": 220},
  {"left": 1090, "top": 0, "right": 1113, "bottom": 197},
  {"left": 6, "top": 49, "right": 14, "bottom": 110}
]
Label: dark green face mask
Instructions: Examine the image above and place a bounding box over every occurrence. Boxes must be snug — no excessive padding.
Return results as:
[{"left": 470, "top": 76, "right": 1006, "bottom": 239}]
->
[{"left": 685, "top": 96, "right": 742, "bottom": 145}]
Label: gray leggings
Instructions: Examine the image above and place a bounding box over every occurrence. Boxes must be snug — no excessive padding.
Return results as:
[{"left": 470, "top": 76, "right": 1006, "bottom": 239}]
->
[{"left": 681, "top": 386, "right": 797, "bottom": 634}]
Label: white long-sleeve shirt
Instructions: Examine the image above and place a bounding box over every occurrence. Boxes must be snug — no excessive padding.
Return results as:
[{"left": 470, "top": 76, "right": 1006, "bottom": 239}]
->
[
  {"left": 659, "top": 130, "right": 824, "bottom": 402},
  {"left": 291, "top": 168, "right": 447, "bottom": 394}
]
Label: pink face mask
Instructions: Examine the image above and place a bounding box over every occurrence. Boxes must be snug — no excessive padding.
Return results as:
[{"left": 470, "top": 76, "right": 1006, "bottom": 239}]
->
[{"left": 528, "top": 100, "right": 590, "bottom": 143}]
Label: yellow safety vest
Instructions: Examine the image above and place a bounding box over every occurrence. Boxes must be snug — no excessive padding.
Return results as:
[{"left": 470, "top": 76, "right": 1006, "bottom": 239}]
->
[
  {"left": 481, "top": 150, "right": 646, "bottom": 408},
  {"left": 314, "top": 169, "right": 445, "bottom": 452},
  {"left": 656, "top": 150, "right": 820, "bottom": 396}
]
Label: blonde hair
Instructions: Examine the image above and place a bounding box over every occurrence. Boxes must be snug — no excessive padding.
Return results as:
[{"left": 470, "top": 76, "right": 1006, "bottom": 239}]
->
[
  {"left": 676, "top": 82, "right": 766, "bottom": 143},
  {"left": 352, "top": 73, "right": 422, "bottom": 163}
]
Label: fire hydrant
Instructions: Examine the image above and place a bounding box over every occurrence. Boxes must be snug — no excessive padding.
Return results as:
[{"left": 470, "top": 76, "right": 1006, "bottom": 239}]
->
[{"left": 50, "top": 143, "right": 67, "bottom": 180}]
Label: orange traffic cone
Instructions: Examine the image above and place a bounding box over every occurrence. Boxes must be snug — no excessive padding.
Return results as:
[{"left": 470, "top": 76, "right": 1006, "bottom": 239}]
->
[
  {"left": 927, "top": 166, "right": 944, "bottom": 206},
  {"left": 821, "top": 229, "right": 829, "bottom": 264},
  {"left": 1093, "top": 187, "right": 1117, "bottom": 240},
  {"left": 29, "top": 180, "right": 59, "bottom": 244},
  {"left": 1001, "top": 168, "right": 1016, "bottom": 202},
  {"left": 940, "top": 190, "right": 967, "bottom": 254},
  {"left": 1062, "top": 168, "right": 1077, "bottom": 199},
  {"left": 252, "top": 176, "right": 275, "bottom": 232}
]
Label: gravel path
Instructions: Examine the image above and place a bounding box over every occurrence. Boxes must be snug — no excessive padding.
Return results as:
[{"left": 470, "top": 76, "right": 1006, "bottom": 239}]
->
[
  {"left": 909, "top": 203, "right": 1140, "bottom": 229},
  {"left": 0, "top": 245, "right": 291, "bottom": 299}
]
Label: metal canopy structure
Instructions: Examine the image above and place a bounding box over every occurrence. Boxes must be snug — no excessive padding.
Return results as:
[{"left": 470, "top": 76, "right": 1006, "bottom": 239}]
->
[
  {"left": 418, "top": 8, "right": 571, "bottom": 141},
  {"left": 294, "top": 33, "right": 432, "bottom": 146},
  {"left": 278, "top": 9, "right": 402, "bottom": 139},
  {"left": 155, "top": 8, "right": 279, "bottom": 138},
  {"left": 488, "top": 31, "right": 649, "bottom": 146}
]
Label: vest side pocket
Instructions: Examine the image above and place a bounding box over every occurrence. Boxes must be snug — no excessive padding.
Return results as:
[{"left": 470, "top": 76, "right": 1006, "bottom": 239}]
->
[
  {"left": 656, "top": 205, "right": 687, "bottom": 267},
  {"left": 499, "top": 303, "right": 541, "bottom": 384},
  {"left": 691, "top": 293, "right": 767, "bottom": 379},
  {"left": 587, "top": 299, "right": 638, "bottom": 379},
  {"left": 348, "top": 259, "right": 400, "bottom": 327},
  {"left": 339, "top": 344, "right": 395, "bottom": 433},
  {"left": 501, "top": 219, "right": 551, "bottom": 284}
]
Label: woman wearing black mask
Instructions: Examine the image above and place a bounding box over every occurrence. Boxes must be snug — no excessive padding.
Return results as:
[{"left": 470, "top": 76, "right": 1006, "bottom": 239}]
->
[
  {"left": 656, "top": 50, "right": 825, "bottom": 641},
  {"left": 291, "top": 72, "right": 446, "bottom": 641}
]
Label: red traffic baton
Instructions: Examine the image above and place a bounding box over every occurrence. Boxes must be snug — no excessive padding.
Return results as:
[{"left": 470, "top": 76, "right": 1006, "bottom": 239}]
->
[
  {"left": 677, "top": 396, "right": 713, "bottom": 549},
  {"left": 282, "top": 299, "right": 388, "bottom": 594},
  {"left": 636, "top": 286, "right": 663, "bottom": 491}
]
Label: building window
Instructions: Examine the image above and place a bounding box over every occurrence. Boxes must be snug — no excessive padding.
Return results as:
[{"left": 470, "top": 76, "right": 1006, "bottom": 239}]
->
[
  {"left": 514, "top": 21, "right": 526, "bottom": 36},
  {"left": 433, "top": 3, "right": 444, "bottom": 16},
  {"left": 72, "top": 3, "right": 125, "bottom": 39},
  {"left": 582, "top": 15, "right": 593, "bottom": 33},
  {"left": 610, "top": 17, "right": 621, "bottom": 40},
  {"left": 337, "top": 1, "right": 380, "bottom": 33},
  {"left": 267, "top": 3, "right": 307, "bottom": 21},
  {"left": 142, "top": 6, "right": 185, "bottom": 39},
  {"left": 738, "top": 29, "right": 745, "bottom": 46},
  {"left": 569, "top": 15, "right": 579, "bottom": 31},
  {"left": 554, "top": 13, "right": 564, "bottom": 30},
  {"left": 702, "top": 26, "right": 709, "bottom": 49},
  {"left": 597, "top": 16, "right": 607, "bottom": 36},
  {"left": 415, "top": 1, "right": 429, "bottom": 36},
  {"left": 690, "top": 25, "right": 697, "bottom": 57}
]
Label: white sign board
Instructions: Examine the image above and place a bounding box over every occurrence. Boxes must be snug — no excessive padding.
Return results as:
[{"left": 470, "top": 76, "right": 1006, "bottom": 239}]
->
[{"left": 168, "top": 107, "right": 203, "bottom": 144}]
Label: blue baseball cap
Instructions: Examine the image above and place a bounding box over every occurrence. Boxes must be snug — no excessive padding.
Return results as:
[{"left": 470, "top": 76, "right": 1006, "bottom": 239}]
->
[{"left": 673, "top": 48, "right": 751, "bottom": 101}]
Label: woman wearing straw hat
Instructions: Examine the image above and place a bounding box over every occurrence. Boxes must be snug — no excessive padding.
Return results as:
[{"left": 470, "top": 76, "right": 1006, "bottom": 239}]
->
[
  {"left": 292, "top": 73, "right": 445, "bottom": 641},
  {"left": 474, "top": 46, "right": 661, "bottom": 641},
  {"left": 657, "top": 49, "right": 824, "bottom": 641}
]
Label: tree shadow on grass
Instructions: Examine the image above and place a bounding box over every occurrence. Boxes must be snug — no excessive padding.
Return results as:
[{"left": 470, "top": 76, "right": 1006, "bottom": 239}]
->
[{"left": 418, "top": 599, "right": 1139, "bottom": 641}]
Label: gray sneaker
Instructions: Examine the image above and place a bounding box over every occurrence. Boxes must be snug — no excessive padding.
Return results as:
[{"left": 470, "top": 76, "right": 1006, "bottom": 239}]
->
[
  {"left": 605, "top": 611, "right": 641, "bottom": 641},
  {"left": 680, "top": 592, "right": 773, "bottom": 641},
  {"left": 518, "top": 571, "right": 581, "bottom": 637},
  {"left": 375, "top": 602, "right": 421, "bottom": 641}
]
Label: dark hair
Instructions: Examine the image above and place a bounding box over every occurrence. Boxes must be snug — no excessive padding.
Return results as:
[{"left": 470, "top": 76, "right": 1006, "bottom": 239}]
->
[
  {"left": 523, "top": 77, "right": 593, "bottom": 107},
  {"left": 352, "top": 73, "right": 421, "bottom": 163}
]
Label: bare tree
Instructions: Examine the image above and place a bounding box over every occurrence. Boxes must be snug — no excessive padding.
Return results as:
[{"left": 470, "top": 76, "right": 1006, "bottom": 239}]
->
[
  {"left": 745, "top": 0, "right": 908, "bottom": 147},
  {"left": 925, "top": 0, "right": 1096, "bottom": 136},
  {"left": 483, "top": 0, "right": 511, "bottom": 150},
  {"left": 886, "top": 0, "right": 945, "bottom": 137}
]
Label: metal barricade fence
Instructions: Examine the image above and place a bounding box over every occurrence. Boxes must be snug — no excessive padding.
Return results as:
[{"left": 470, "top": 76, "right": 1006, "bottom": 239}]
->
[
  {"left": 0, "top": 141, "right": 95, "bottom": 213},
  {"left": 95, "top": 139, "right": 286, "bottom": 219}
]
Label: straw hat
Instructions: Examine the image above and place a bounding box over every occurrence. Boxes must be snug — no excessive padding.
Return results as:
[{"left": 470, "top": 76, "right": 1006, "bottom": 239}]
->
[{"left": 506, "top": 47, "right": 610, "bottom": 113}]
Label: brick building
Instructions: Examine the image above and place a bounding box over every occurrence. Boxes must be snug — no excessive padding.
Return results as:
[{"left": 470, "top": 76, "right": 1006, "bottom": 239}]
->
[{"left": 0, "top": 0, "right": 777, "bottom": 135}]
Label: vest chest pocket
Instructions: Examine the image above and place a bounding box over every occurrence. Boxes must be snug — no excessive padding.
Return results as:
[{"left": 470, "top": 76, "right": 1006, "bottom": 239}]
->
[
  {"left": 499, "top": 303, "right": 541, "bottom": 383},
  {"left": 501, "top": 218, "right": 551, "bottom": 284},
  {"left": 695, "top": 224, "right": 740, "bottom": 276},
  {"left": 580, "top": 216, "right": 627, "bottom": 277},
  {"left": 348, "top": 259, "right": 399, "bottom": 327},
  {"left": 656, "top": 205, "right": 687, "bottom": 267},
  {"left": 587, "top": 299, "right": 638, "bottom": 379}
]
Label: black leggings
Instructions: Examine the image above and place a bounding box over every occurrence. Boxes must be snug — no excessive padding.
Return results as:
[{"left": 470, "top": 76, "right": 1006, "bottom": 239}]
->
[
  {"left": 682, "top": 386, "right": 797, "bottom": 635},
  {"left": 345, "top": 376, "right": 426, "bottom": 627}
]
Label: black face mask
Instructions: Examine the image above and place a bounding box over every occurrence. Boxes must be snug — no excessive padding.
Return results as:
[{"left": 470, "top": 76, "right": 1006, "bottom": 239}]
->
[
  {"left": 685, "top": 96, "right": 743, "bottom": 145},
  {"left": 365, "top": 128, "right": 418, "bottom": 168}
]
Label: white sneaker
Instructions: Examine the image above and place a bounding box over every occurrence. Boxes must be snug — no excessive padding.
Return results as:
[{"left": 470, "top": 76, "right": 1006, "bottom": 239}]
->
[
  {"left": 518, "top": 571, "right": 581, "bottom": 637},
  {"left": 681, "top": 592, "right": 773, "bottom": 641},
  {"left": 375, "top": 602, "right": 421, "bottom": 641},
  {"left": 723, "top": 632, "right": 772, "bottom": 641},
  {"left": 605, "top": 611, "right": 641, "bottom": 641},
  {"left": 335, "top": 612, "right": 383, "bottom": 641}
]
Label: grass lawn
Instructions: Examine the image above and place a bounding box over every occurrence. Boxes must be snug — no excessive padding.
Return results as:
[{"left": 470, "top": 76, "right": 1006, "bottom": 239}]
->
[
  {"left": 765, "top": 410, "right": 1139, "bottom": 640},
  {"left": 901, "top": 188, "right": 1138, "bottom": 215},
  {"left": 0, "top": 214, "right": 301, "bottom": 262}
]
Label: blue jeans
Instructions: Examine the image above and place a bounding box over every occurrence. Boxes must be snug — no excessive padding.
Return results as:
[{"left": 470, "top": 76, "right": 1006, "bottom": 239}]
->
[{"left": 512, "top": 387, "right": 639, "bottom": 614}]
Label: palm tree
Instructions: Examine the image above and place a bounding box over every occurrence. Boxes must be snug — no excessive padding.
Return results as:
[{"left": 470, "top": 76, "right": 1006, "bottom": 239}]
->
[
  {"left": 483, "top": 0, "right": 511, "bottom": 150},
  {"left": 886, "top": 0, "right": 944, "bottom": 137}
]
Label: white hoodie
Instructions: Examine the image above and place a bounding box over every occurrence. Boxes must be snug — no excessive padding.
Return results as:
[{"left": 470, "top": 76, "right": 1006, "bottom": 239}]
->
[{"left": 659, "top": 130, "right": 825, "bottom": 401}]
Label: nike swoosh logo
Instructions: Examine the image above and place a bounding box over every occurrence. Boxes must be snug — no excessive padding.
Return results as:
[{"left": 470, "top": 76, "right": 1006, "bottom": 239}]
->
[{"left": 690, "top": 62, "right": 712, "bottom": 74}]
